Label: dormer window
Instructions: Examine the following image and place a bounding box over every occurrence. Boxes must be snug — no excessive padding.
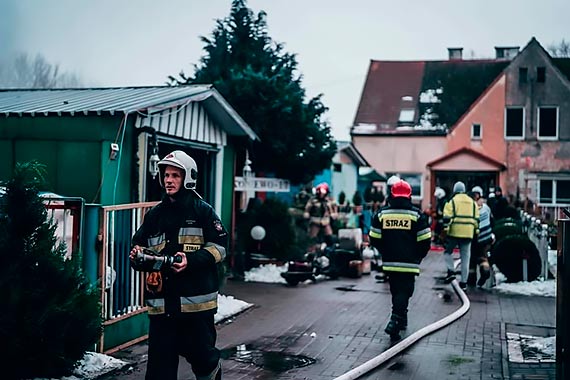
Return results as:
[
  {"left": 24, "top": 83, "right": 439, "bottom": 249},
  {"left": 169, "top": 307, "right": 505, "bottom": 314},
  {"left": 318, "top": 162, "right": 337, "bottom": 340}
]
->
[{"left": 399, "top": 109, "right": 415, "bottom": 123}]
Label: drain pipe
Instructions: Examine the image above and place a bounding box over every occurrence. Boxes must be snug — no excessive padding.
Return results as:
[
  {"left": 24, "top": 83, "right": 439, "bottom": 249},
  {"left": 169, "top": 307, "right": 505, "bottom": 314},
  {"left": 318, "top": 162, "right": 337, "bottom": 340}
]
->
[{"left": 333, "top": 279, "right": 470, "bottom": 380}]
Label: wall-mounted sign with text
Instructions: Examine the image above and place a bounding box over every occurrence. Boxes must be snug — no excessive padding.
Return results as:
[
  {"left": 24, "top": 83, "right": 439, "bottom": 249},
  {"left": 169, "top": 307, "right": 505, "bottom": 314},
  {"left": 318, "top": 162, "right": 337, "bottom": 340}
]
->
[{"left": 234, "top": 176, "right": 290, "bottom": 192}]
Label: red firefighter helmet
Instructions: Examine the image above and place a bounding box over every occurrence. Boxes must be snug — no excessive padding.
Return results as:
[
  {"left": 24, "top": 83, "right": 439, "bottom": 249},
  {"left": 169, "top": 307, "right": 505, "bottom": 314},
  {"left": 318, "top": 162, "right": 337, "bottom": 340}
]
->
[
  {"left": 315, "top": 182, "right": 330, "bottom": 196},
  {"left": 391, "top": 180, "right": 412, "bottom": 198}
]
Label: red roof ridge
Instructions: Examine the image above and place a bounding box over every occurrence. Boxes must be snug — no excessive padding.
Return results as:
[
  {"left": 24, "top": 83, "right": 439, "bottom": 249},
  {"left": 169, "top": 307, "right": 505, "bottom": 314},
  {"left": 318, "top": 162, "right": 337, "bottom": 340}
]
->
[{"left": 426, "top": 146, "right": 506, "bottom": 169}]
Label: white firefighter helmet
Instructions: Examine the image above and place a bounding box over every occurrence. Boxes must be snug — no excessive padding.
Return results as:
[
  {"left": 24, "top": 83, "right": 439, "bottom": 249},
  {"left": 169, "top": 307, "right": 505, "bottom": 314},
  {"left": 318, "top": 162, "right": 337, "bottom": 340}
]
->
[
  {"left": 158, "top": 150, "right": 198, "bottom": 190},
  {"left": 471, "top": 186, "right": 484, "bottom": 196},
  {"left": 387, "top": 175, "right": 400, "bottom": 186},
  {"left": 434, "top": 187, "right": 446, "bottom": 199}
]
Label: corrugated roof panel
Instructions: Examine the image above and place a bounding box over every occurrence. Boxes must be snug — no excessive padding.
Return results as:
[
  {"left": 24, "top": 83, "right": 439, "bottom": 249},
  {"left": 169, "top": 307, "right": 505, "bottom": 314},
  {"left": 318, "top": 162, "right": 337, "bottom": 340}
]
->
[
  {"left": 0, "top": 86, "right": 211, "bottom": 114},
  {"left": 0, "top": 85, "right": 258, "bottom": 141},
  {"left": 135, "top": 101, "right": 226, "bottom": 146}
]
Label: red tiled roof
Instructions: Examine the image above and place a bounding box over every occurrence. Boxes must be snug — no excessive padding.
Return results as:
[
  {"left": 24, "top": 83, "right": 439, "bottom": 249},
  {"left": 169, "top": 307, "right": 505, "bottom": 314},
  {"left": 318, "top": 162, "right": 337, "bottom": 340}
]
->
[
  {"left": 353, "top": 60, "right": 425, "bottom": 129},
  {"left": 352, "top": 59, "right": 509, "bottom": 136},
  {"left": 426, "top": 147, "right": 506, "bottom": 169}
]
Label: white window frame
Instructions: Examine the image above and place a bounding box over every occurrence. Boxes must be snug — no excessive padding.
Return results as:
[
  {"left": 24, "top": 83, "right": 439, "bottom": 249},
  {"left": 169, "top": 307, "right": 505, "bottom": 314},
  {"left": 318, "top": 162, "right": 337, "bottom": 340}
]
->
[
  {"left": 504, "top": 106, "right": 525, "bottom": 140},
  {"left": 537, "top": 106, "right": 558, "bottom": 141},
  {"left": 537, "top": 178, "right": 570, "bottom": 206},
  {"left": 471, "top": 123, "right": 482, "bottom": 140}
]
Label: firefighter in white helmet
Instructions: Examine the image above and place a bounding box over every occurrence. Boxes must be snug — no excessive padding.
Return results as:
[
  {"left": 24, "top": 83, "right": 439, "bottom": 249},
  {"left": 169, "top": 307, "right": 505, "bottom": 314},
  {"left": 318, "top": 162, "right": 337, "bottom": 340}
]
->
[
  {"left": 386, "top": 175, "right": 401, "bottom": 205},
  {"left": 130, "top": 150, "right": 226, "bottom": 380}
]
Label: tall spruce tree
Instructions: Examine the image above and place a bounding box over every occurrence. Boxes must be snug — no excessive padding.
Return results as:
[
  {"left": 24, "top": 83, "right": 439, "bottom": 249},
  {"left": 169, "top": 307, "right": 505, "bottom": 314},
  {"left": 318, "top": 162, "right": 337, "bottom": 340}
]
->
[
  {"left": 169, "top": 0, "right": 336, "bottom": 184},
  {"left": 0, "top": 162, "right": 101, "bottom": 379}
]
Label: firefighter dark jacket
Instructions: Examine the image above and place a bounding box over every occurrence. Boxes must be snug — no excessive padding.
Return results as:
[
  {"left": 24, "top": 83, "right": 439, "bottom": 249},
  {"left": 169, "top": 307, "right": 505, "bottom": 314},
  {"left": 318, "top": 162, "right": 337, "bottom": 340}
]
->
[
  {"left": 131, "top": 190, "right": 228, "bottom": 316},
  {"left": 368, "top": 197, "right": 431, "bottom": 275}
]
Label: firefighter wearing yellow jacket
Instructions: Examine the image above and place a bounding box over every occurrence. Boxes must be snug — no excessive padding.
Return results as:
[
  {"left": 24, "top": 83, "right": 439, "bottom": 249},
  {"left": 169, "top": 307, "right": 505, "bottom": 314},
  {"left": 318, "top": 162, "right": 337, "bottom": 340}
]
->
[
  {"left": 442, "top": 181, "right": 479, "bottom": 290},
  {"left": 369, "top": 180, "right": 431, "bottom": 339},
  {"left": 130, "top": 151, "right": 226, "bottom": 380}
]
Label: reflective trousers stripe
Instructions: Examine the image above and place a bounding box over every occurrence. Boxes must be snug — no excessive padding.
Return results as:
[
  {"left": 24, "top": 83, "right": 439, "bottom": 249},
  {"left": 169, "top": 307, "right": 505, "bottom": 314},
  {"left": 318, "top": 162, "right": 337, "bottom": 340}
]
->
[
  {"left": 383, "top": 266, "right": 420, "bottom": 274},
  {"left": 146, "top": 292, "right": 218, "bottom": 315}
]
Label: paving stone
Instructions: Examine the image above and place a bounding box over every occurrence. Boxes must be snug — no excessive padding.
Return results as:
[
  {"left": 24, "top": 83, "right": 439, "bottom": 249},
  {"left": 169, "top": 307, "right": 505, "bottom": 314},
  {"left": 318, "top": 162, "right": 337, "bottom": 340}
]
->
[{"left": 98, "top": 251, "right": 556, "bottom": 379}]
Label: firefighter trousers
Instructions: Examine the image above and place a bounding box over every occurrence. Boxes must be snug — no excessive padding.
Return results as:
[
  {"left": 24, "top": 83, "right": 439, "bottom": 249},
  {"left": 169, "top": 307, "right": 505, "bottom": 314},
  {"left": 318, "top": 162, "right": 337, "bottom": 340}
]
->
[
  {"left": 387, "top": 272, "right": 416, "bottom": 319},
  {"left": 146, "top": 312, "right": 220, "bottom": 380}
]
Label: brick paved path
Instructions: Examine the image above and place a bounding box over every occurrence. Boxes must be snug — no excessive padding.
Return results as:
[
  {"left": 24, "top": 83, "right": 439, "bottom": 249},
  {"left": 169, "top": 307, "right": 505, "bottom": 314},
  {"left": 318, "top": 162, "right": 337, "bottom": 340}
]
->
[{"left": 102, "top": 251, "right": 556, "bottom": 380}]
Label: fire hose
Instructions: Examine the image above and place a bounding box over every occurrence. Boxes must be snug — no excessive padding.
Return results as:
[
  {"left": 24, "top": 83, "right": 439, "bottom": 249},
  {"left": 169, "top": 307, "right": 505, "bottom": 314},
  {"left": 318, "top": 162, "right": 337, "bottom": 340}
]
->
[{"left": 333, "top": 279, "right": 470, "bottom": 380}]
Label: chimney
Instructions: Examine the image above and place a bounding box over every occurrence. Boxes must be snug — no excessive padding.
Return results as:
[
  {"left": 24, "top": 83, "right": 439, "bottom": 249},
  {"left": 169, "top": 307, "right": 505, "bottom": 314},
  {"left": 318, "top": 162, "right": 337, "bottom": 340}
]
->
[
  {"left": 495, "top": 46, "right": 520, "bottom": 60},
  {"left": 447, "top": 47, "right": 463, "bottom": 60}
]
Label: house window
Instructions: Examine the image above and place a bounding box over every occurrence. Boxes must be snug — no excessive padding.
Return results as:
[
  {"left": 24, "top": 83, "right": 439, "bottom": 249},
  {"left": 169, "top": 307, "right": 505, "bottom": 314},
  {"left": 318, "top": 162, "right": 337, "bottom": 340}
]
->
[
  {"left": 471, "top": 123, "right": 482, "bottom": 140},
  {"left": 333, "top": 163, "right": 342, "bottom": 172},
  {"left": 519, "top": 67, "right": 528, "bottom": 84},
  {"left": 505, "top": 107, "right": 524, "bottom": 139},
  {"left": 398, "top": 109, "right": 415, "bottom": 123},
  {"left": 539, "top": 180, "right": 553, "bottom": 203},
  {"left": 559, "top": 181, "right": 570, "bottom": 204},
  {"left": 537, "top": 67, "right": 546, "bottom": 83},
  {"left": 538, "top": 106, "right": 558, "bottom": 139},
  {"left": 539, "top": 179, "right": 570, "bottom": 205}
]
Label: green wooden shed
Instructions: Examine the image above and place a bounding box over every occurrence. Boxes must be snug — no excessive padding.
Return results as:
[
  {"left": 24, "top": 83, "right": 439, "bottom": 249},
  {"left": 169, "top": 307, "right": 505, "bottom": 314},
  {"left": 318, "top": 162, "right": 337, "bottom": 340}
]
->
[
  {"left": 0, "top": 85, "right": 257, "bottom": 229},
  {"left": 0, "top": 85, "right": 258, "bottom": 351}
]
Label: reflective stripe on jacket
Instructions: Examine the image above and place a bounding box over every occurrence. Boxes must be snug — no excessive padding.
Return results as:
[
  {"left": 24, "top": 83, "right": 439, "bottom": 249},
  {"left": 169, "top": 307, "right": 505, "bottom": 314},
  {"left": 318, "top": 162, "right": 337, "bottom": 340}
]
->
[
  {"left": 368, "top": 198, "right": 431, "bottom": 275},
  {"left": 131, "top": 191, "right": 228, "bottom": 316},
  {"left": 443, "top": 193, "right": 480, "bottom": 239}
]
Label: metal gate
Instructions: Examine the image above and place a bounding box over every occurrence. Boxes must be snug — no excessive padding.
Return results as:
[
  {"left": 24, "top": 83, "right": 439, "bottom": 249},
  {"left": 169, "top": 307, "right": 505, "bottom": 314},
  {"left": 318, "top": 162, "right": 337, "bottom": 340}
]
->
[{"left": 99, "top": 202, "right": 158, "bottom": 351}]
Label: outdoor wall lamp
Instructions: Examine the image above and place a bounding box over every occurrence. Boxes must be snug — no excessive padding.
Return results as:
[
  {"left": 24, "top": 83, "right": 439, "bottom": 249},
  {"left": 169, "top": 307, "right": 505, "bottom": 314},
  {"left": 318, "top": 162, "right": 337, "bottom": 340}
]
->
[
  {"left": 148, "top": 153, "right": 160, "bottom": 179},
  {"left": 243, "top": 150, "right": 253, "bottom": 179},
  {"left": 138, "top": 126, "right": 160, "bottom": 179}
]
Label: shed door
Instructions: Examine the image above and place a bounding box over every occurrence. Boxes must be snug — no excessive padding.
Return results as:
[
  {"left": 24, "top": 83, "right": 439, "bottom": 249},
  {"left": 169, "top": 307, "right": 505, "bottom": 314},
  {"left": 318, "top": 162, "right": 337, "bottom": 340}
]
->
[{"left": 146, "top": 142, "right": 216, "bottom": 203}]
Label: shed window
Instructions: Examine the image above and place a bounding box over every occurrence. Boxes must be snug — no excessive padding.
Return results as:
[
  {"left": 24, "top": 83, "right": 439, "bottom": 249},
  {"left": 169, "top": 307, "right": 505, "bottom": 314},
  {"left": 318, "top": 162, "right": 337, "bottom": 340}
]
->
[{"left": 333, "top": 163, "right": 342, "bottom": 172}]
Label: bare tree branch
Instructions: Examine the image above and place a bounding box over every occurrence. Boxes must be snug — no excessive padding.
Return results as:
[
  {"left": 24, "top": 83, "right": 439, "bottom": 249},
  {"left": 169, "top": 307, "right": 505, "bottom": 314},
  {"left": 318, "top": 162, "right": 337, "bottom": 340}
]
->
[
  {"left": 0, "top": 52, "right": 83, "bottom": 88},
  {"left": 548, "top": 39, "right": 570, "bottom": 58}
]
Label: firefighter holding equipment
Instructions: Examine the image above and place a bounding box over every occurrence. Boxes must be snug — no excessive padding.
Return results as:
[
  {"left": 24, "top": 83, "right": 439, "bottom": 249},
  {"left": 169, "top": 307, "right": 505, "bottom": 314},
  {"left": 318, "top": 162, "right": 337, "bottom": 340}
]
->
[
  {"left": 369, "top": 180, "right": 431, "bottom": 339},
  {"left": 129, "top": 150, "right": 226, "bottom": 380},
  {"left": 304, "top": 182, "right": 337, "bottom": 244}
]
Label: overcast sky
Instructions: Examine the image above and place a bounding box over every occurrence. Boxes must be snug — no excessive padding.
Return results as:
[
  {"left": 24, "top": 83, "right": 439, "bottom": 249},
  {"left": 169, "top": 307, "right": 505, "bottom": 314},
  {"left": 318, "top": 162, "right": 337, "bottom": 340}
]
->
[{"left": 1, "top": 0, "right": 569, "bottom": 140}]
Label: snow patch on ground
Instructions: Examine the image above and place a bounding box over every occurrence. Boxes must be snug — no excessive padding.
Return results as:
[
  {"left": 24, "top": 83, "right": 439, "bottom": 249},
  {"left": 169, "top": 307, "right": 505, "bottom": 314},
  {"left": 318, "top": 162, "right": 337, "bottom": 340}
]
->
[
  {"left": 494, "top": 277, "right": 556, "bottom": 297},
  {"left": 34, "top": 294, "right": 252, "bottom": 380},
  {"left": 33, "top": 352, "right": 127, "bottom": 380},
  {"left": 492, "top": 264, "right": 556, "bottom": 297},
  {"left": 244, "top": 263, "right": 287, "bottom": 284},
  {"left": 215, "top": 294, "right": 253, "bottom": 323}
]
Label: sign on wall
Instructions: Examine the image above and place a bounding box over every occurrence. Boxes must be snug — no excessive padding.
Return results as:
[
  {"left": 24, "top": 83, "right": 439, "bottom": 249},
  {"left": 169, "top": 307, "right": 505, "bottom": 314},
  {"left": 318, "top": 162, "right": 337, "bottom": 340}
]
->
[{"left": 234, "top": 176, "right": 290, "bottom": 192}]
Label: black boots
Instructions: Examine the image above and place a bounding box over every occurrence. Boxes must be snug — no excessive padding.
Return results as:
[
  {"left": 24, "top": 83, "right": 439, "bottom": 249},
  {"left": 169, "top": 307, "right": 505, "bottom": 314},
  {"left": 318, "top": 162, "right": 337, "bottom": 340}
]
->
[
  {"left": 444, "top": 270, "right": 456, "bottom": 284},
  {"left": 385, "top": 314, "right": 407, "bottom": 339}
]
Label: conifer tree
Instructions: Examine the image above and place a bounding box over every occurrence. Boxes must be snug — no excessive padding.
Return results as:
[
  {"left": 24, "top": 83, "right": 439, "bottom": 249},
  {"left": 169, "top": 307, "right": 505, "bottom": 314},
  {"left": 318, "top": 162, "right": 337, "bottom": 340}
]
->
[
  {"left": 169, "top": 0, "right": 336, "bottom": 184},
  {"left": 0, "top": 162, "right": 102, "bottom": 379}
]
